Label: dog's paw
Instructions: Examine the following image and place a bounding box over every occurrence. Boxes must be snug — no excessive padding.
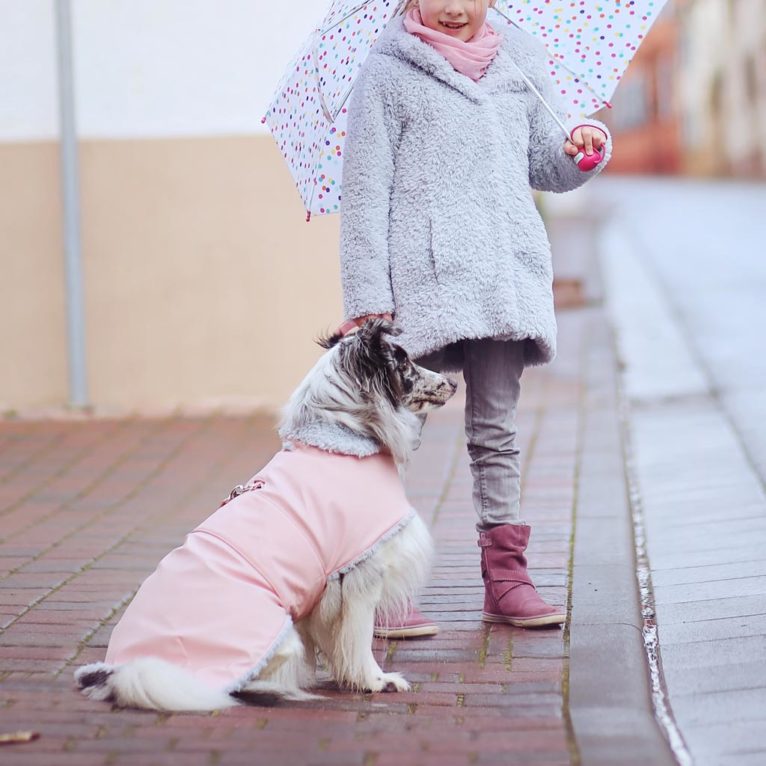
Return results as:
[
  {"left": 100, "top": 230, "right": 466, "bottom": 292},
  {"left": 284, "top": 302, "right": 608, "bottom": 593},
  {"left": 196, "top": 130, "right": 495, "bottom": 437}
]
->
[
  {"left": 382, "top": 672, "right": 410, "bottom": 693},
  {"left": 365, "top": 672, "right": 410, "bottom": 693}
]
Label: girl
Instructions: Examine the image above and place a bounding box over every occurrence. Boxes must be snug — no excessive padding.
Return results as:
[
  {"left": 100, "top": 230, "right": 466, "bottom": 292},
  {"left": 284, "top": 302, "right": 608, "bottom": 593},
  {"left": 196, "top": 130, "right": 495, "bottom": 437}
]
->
[{"left": 340, "top": 0, "right": 611, "bottom": 635}]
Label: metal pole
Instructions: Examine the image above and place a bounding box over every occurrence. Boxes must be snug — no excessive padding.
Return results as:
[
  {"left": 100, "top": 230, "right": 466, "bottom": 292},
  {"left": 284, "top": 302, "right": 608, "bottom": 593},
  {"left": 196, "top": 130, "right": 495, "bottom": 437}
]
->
[{"left": 54, "top": 0, "right": 89, "bottom": 408}]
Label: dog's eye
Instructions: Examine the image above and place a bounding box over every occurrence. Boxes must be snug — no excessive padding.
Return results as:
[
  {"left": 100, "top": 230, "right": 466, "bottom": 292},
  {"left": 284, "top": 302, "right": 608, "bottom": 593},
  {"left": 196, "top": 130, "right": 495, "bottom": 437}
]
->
[
  {"left": 393, "top": 346, "right": 408, "bottom": 364},
  {"left": 396, "top": 363, "right": 416, "bottom": 394}
]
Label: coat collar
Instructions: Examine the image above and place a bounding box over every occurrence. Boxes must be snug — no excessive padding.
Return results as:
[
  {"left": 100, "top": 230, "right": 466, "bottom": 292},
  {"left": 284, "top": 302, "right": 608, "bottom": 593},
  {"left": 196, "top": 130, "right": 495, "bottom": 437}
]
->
[{"left": 373, "top": 15, "right": 539, "bottom": 103}]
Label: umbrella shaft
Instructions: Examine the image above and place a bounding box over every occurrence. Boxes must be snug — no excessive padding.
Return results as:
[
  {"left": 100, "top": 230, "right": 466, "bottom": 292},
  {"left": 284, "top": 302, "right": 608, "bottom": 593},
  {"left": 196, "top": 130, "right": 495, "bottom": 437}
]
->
[{"left": 510, "top": 62, "right": 572, "bottom": 142}]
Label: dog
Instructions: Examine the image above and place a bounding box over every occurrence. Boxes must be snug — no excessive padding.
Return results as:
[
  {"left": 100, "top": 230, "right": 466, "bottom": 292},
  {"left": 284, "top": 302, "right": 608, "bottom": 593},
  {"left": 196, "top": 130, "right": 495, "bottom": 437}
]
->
[{"left": 74, "top": 320, "right": 456, "bottom": 711}]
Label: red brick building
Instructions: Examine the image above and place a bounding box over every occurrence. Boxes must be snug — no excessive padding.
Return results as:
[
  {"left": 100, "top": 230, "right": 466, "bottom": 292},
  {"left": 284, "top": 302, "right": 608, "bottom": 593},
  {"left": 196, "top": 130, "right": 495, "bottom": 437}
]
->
[{"left": 600, "top": 3, "right": 683, "bottom": 174}]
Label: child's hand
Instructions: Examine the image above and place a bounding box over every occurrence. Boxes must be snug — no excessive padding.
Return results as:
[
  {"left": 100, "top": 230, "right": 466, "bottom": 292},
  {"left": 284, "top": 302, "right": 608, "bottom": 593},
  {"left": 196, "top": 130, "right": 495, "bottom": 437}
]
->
[
  {"left": 564, "top": 126, "right": 607, "bottom": 157},
  {"left": 339, "top": 313, "right": 393, "bottom": 336}
]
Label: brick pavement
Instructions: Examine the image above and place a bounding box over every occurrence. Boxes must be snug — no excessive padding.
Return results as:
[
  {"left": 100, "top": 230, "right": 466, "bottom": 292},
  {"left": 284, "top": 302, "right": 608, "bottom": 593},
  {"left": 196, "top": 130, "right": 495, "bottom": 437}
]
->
[{"left": 2, "top": 307, "right": 622, "bottom": 766}]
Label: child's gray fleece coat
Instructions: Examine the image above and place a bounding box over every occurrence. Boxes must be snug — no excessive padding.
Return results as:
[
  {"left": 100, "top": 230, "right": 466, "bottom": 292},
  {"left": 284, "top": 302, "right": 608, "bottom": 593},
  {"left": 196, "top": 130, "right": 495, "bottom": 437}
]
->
[{"left": 339, "top": 16, "right": 612, "bottom": 368}]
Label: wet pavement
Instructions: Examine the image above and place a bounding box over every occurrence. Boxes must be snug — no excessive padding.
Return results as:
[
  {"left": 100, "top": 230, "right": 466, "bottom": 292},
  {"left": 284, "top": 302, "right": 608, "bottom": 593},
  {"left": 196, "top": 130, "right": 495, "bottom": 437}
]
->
[
  {"left": 0, "top": 306, "right": 663, "bottom": 765},
  {"left": 0, "top": 324, "right": 587, "bottom": 766},
  {"left": 1, "top": 175, "right": 764, "bottom": 764},
  {"left": 580, "top": 177, "right": 766, "bottom": 766}
]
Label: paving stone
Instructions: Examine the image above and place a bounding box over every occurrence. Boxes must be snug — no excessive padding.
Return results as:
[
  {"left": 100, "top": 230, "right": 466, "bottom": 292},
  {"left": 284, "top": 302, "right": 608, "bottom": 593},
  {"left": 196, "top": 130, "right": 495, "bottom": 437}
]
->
[
  {"left": 651, "top": 559, "right": 766, "bottom": 587},
  {"left": 660, "top": 633, "right": 766, "bottom": 668},
  {"left": 568, "top": 708, "right": 675, "bottom": 766},
  {"left": 662, "top": 655, "right": 766, "bottom": 697},
  {"left": 669, "top": 687, "right": 766, "bottom": 728},
  {"left": 658, "top": 613, "right": 766, "bottom": 644},
  {"left": 565, "top": 310, "right": 674, "bottom": 764},
  {"left": 654, "top": 574, "right": 766, "bottom": 605},
  {"left": 649, "top": 543, "right": 766, "bottom": 572},
  {"left": 655, "top": 594, "right": 766, "bottom": 625},
  {"left": 711, "top": 727, "right": 766, "bottom": 761}
]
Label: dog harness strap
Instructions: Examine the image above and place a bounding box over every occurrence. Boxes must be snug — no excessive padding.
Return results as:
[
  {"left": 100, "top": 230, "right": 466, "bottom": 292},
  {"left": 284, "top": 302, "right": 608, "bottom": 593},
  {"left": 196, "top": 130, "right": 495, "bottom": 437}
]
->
[{"left": 219, "top": 479, "right": 265, "bottom": 508}]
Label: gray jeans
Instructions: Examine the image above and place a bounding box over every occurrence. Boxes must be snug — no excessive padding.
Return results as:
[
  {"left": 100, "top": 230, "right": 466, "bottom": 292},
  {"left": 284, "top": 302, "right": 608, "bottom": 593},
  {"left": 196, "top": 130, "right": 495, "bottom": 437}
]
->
[{"left": 417, "top": 338, "right": 526, "bottom": 529}]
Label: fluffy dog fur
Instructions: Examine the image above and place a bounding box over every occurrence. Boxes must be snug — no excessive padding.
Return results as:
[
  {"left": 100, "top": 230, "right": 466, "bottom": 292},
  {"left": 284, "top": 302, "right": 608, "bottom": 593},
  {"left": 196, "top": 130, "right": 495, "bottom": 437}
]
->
[{"left": 75, "top": 320, "right": 456, "bottom": 712}]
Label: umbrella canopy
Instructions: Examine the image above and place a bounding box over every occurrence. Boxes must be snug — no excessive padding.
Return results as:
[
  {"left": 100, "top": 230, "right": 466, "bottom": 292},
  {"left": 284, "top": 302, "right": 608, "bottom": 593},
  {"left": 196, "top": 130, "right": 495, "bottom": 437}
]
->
[
  {"left": 263, "top": 0, "right": 668, "bottom": 218},
  {"left": 493, "top": 0, "right": 665, "bottom": 117}
]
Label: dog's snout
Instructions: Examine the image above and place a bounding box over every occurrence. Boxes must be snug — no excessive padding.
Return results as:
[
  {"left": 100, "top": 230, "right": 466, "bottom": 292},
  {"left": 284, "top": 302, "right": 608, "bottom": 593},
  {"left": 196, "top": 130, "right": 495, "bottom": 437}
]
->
[{"left": 436, "top": 374, "right": 458, "bottom": 398}]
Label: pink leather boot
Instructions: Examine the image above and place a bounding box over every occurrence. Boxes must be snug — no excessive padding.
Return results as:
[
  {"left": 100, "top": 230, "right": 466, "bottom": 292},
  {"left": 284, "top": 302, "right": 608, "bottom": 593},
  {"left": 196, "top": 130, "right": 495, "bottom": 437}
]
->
[
  {"left": 478, "top": 523, "right": 565, "bottom": 628},
  {"left": 373, "top": 606, "right": 439, "bottom": 639}
]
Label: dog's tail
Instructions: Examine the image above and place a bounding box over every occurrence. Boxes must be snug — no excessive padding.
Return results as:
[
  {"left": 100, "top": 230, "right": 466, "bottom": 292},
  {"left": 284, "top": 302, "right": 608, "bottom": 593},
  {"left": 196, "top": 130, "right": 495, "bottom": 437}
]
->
[
  {"left": 231, "top": 681, "right": 320, "bottom": 706},
  {"left": 74, "top": 658, "right": 238, "bottom": 712}
]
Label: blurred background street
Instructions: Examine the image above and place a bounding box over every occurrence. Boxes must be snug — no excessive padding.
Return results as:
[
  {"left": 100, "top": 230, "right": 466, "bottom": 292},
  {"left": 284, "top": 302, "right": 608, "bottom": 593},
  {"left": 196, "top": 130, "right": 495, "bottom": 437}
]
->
[{"left": 1, "top": 1, "right": 766, "bottom": 764}]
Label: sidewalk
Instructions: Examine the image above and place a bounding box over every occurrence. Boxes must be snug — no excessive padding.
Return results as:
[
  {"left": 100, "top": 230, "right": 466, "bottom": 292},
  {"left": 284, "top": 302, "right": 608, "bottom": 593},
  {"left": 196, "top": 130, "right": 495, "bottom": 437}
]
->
[
  {"left": 0, "top": 290, "right": 676, "bottom": 766},
  {"left": 589, "top": 177, "right": 766, "bottom": 766}
]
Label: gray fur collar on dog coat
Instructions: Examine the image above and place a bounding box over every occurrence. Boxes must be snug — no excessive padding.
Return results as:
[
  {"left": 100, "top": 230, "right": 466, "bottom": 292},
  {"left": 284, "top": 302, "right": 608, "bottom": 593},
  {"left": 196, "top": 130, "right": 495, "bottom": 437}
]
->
[{"left": 339, "top": 16, "right": 612, "bottom": 368}]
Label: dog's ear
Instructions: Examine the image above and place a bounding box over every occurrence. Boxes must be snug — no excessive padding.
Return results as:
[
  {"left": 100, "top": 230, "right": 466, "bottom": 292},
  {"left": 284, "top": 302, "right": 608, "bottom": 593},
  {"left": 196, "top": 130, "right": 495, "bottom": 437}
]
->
[
  {"left": 316, "top": 318, "right": 400, "bottom": 350},
  {"left": 355, "top": 318, "right": 402, "bottom": 344},
  {"left": 316, "top": 329, "right": 344, "bottom": 350},
  {"left": 344, "top": 319, "right": 405, "bottom": 406},
  {"left": 355, "top": 319, "right": 397, "bottom": 370}
]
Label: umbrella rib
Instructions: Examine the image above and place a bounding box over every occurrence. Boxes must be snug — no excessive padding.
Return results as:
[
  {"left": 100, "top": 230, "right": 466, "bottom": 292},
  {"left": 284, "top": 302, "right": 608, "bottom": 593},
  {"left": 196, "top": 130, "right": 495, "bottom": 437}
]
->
[
  {"left": 319, "top": 1, "right": 373, "bottom": 34},
  {"left": 327, "top": 80, "right": 356, "bottom": 122},
  {"left": 307, "top": 166, "right": 318, "bottom": 216},
  {"left": 490, "top": 6, "right": 610, "bottom": 112},
  {"left": 489, "top": 6, "right": 522, "bottom": 31},
  {"left": 307, "top": 43, "right": 330, "bottom": 215},
  {"left": 312, "top": 44, "right": 336, "bottom": 123},
  {"left": 508, "top": 60, "right": 571, "bottom": 141},
  {"left": 320, "top": 0, "right": 406, "bottom": 33},
  {"left": 317, "top": 2, "right": 406, "bottom": 121}
]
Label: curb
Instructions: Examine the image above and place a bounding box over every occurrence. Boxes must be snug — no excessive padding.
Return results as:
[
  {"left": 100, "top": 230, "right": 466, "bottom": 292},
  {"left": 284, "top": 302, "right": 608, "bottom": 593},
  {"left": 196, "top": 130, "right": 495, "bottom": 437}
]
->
[
  {"left": 543, "top": 194, "right": 678, "bottom": 764},
  {"left": 567, "top": 311, "right": 677, "bottom": 765}
]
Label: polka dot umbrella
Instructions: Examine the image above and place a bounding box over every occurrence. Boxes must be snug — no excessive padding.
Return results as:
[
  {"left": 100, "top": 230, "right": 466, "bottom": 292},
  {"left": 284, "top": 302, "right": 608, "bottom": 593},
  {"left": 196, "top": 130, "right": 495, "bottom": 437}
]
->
[{"left": 263, "top": 0, "right": 668, "bottom": 220}]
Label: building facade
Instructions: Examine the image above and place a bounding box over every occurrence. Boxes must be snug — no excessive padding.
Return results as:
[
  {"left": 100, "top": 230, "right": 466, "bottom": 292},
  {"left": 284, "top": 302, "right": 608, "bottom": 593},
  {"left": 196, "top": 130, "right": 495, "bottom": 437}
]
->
[
  {"left": 0, "top": 0, "right": 343, "bottom": 414},
  {"left": 600, "top": 2, "right": 683, "bottom": 174},
  {"left": 711, "top": 0, "right": 766, "bottom": 176},
  {"left": 603, "top": 0, "right": 766, "bottom": 178}
]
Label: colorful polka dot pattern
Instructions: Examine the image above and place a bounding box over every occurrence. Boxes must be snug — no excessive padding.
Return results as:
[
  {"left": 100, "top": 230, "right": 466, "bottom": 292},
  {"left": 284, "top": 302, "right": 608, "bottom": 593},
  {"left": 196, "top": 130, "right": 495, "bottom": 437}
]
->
[
  {"left": 264, "top": 0, "right": 666, "bottom": 216},
  {"left": 491, "top": 0, "right": 663, "bottom": 117},
  {"left": 264, "top": 0, "right": 400, "bottom": 216}
]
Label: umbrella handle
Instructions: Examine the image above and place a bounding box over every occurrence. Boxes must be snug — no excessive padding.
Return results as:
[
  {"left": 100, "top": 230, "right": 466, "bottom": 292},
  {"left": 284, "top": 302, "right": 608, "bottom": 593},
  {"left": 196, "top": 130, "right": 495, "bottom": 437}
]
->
[
  {"left": 510, "top": 60, "right": 605, "bottom": 172},
  {"left": 573, "top": 146, "right": 605, "bottom": 171}
]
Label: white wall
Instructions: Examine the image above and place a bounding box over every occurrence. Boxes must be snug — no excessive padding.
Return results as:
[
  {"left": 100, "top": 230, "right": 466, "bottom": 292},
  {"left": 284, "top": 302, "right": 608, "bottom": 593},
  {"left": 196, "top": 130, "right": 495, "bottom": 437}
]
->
[
  {"left": 0, "top": 0, "right": 324, "bottom": 142},
  {"left": 0, "top": 0, "right": 58, "bottom": 141}
]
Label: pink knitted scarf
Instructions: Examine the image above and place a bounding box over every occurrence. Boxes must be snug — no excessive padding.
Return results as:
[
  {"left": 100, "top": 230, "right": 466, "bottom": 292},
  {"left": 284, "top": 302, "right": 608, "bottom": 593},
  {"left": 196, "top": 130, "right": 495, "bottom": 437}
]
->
[{"left": 403, "top": 8, "right": 501, "bottom": 82}]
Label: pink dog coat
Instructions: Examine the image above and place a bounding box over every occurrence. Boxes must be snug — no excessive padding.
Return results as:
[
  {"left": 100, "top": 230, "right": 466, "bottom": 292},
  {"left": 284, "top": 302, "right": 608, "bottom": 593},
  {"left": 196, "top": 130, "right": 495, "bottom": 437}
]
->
[{"left": 105, "top": 442, "right": 414, "bottom": 692}]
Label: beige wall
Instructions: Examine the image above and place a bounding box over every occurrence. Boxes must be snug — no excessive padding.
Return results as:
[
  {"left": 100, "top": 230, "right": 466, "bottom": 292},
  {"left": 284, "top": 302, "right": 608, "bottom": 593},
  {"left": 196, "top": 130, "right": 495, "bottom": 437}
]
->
[
  {"left": 0, "top": 135, "right": 343, "bottom": 414},
  {"left": 0, "top": 142, "right": 68, "bottom": 413}
]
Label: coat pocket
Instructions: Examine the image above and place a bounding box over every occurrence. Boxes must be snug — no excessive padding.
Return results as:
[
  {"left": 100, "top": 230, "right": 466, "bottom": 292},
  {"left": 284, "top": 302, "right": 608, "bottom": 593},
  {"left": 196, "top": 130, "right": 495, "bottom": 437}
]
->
[{"left": 428, "top": 216, "right": 475, "bottom": 286}]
